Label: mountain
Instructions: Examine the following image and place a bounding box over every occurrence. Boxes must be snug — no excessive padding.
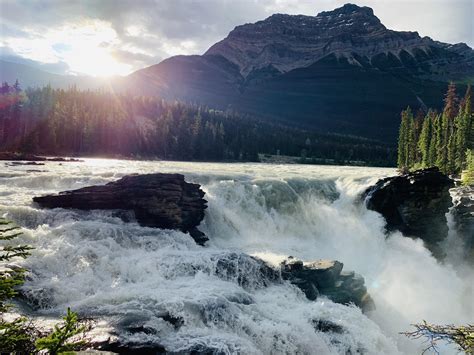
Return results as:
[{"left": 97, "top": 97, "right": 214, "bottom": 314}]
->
[
  {"left": 0, "top": 60, "right": 114, "bottom": 90},
  {"left": 126, "top": 3, "right": 474, "bottom": 142}
]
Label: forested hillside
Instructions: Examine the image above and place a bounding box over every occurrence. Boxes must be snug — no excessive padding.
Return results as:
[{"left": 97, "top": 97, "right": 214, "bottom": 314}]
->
[
  {"left": 397, "top": 83, "right": 474, "bottom": 183},
  {"left": 0, "top": 82, "right": 395, "bottom": 165},
  {"left": 125, "top": 4, "right": 474, "bottom": 143}
]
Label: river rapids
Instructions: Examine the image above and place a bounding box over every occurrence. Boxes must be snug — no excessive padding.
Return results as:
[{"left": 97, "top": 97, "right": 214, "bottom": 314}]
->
[{"left": 0, "top": 159, "right": 472, "bottom": 354}]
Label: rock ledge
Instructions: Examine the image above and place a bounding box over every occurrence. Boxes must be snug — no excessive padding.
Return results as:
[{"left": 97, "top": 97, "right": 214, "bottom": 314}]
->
[
  {"left": 363, "top": 167, "right": 454, "bottom": 256},
  {"left": 33, "top": 173, "right": 208, "bottom": 244}
]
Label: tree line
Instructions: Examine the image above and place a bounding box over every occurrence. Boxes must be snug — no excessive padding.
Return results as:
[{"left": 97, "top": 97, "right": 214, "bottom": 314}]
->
[
  {"left": 397, "top": 83, "right": 474, "bottom": 182},
  {"left": 0, "top": 82, "right": 395, "bottom": 166}
]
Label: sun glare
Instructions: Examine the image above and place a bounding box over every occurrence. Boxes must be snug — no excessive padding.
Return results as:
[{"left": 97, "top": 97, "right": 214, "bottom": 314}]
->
[
  {"left": 4, "top": 19, "right": 132, "bottom": 77},
  {"left": 66, "top": 46, "right": 131, "bottom": 77}
]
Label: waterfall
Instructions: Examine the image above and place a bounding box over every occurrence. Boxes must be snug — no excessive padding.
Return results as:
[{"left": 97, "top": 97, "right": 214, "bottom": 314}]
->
[{"left": 1, "top": 159, "right": 471, "bottom": 354}]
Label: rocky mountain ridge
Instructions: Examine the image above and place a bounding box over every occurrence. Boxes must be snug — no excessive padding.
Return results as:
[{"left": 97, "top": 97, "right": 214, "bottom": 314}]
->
[
  {"left": 205, "top": 3, "right": 468, "bottom": 79},
  {"left": 126, "top": 4, "right": 473, "bottom": 141}
]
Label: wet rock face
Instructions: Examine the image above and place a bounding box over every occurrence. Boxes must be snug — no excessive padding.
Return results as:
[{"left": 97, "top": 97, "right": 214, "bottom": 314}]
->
[
  {"left": 451, "top": 186, "right": 474, "bottom": 262},
  {"left": 33, "top": 173, "right": 208, "bottom": 244},
  {"left": 363, "top": 167, "right": 454, "bottom": 257},
  {"left": 215, "top": 252, "right": 279, "bottom": 289},
  {"left": 280, "top": 257, "right": 375, "bottom": 312}
]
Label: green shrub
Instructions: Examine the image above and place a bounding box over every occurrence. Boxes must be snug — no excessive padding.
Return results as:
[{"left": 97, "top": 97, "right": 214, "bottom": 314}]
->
[{"left": 36, "top": 308, "right": 92, "bottom": 354}]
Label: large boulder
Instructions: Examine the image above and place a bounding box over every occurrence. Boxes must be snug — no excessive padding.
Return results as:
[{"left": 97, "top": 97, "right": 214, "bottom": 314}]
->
[
  {"left": 451, "top": 186, "right": 474, "bottom": 262},
  {"left": 363, "top": 167, "right": 454, "bottom": 257},
  {"left": 33, "top": 173, "right": 208, "bottom": 244},
  {"left": 280, "top": 257, "right": 375, "bottom": 312}
]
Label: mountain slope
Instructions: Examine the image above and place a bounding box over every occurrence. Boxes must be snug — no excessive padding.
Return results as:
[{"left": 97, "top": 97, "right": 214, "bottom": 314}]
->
[{"left": 126, "top": 3, "right": 474, "bottom": 142}]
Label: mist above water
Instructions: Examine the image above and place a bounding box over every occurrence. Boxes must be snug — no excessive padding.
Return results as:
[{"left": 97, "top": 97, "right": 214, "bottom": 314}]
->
[{"left": 0, "top": 159, "right": 472, "bottom": 354}]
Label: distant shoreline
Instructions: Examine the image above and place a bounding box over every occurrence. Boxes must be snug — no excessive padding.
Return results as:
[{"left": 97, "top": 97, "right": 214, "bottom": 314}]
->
[{"left": 0, "top": 150, "right": 395, "bottom": 168}]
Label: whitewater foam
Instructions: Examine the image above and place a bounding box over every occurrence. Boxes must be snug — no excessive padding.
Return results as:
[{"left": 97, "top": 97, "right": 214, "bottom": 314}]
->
[{"left": 0, "top": 159, "right": 471, "bottom": 354}]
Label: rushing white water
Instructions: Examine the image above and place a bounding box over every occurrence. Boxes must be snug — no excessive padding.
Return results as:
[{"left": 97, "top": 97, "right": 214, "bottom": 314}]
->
[{"left": 1, "top": 159, "right": 472, "bottom": 354}]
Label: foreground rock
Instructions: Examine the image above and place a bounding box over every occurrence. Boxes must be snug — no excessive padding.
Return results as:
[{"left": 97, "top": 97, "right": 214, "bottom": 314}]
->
[
  {"left": 451, "top": 186, "right": 474, "bottom": 262},
  {"left": 281, "top": 257, "right": 375, "bottom": 312},
  {"left": 33, "top": 173, "right": 208, "bottom": 244},
  {"left": 363, "top": 167, "right": 454, "bottom": 257}
]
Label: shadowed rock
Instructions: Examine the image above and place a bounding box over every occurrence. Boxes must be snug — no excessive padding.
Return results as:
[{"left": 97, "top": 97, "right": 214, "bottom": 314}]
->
[
  {"left": 363, "top": 167, "right": 454, "bottom": 257},
  {"left": 33, "top": 173, "right": 208, "bottom": 244},
  {"left": 281, "top": 257, "right": 375, "bottom": 312}
]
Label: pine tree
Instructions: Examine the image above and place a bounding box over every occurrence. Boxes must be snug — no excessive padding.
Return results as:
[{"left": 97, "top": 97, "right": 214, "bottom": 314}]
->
[
  {"left": 454, "top": 86, "right": 471, "bottom": 173},
  {"left": 397, "top": 108, "right": 410, "bottom": 170},
  {"left": 443, "top": 82, "right": 458, "bottom": 120},
  {"left": 406, "top": 108, "right": 417, "bottom": 167},
  {"left": 447, "top": 128, "right": 457, "bottom": 174},
  {"left": 429, "top": 113, "right": 440, "bottom": 167},
  {"left": 436, "top": 112, "right": 449, "bottom": 173},
  {"left": 418, "top": 111, "right": 433, "bottom": 167},
  {"left": 435, "top": 84, "right": 458, "bottom": 174}
]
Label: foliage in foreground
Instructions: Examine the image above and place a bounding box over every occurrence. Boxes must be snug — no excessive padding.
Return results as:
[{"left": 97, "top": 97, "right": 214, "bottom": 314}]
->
[
  {"left": 0, "top": 218, "right": 92, "bottom": 354},
  {"left": 35, "top": 308, "right": 92, "bottom": 354},
  {"left": 403, "top": 321, "right": 474, "bottom": 354}
]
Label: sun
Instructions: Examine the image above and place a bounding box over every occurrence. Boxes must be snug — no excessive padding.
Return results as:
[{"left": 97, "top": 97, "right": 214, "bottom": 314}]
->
[
  {"left": 4, "top": 19, "right": 135, "bottom": 77},
  {"left": 66, "top": 46, "right": 131, "bottom": 77},
  {"left": 58, "top": 21, "right": 132, "bottom": 77}
]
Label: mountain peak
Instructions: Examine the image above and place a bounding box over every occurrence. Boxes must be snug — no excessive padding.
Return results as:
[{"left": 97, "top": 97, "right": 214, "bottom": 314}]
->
[
  {"left": 204, "top": 3, "right": 472, "bottom": 79},
  {"left": 319, "top": 3, "right": 373, "bottom": 16}
]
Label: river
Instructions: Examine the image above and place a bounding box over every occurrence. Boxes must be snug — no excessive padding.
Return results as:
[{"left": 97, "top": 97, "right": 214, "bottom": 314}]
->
[{"left": 0, "top": 159, "right": 472, "bottom": 354}]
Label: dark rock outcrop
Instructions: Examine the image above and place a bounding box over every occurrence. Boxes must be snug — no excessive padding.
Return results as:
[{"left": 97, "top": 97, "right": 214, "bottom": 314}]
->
[
  {"left": 0, "top": 152, "right": 82, "bottom": 162},
  {"left": 95, "top": 341, "right": 166, "bottom": 354},
  {"left": 6, "top": 161, "right": 45, "bottom": 166},
  {"left": 281, "top": 257, "right": 375, "bottom": 312},
  {"left": 33, "top": 173, "right": 208, "bottom": 244},
  {"left": 363, "top": 167, "right": 454, "bottom": 256},
  {"left": 452, "top": 186, "right": 474, "bottom": 261}
]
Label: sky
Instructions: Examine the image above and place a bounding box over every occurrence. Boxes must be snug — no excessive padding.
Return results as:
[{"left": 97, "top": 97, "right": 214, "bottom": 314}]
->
[{"left": 0, "top": 0, "right": 473, "bottom": 77}]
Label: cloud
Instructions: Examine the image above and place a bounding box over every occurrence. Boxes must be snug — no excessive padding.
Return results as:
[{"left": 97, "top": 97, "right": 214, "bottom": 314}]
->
[
  {"left": 0, "top": 0, "right": 472, "bottom": 76},
  {"left": 0, "top": 45, "right": 71, "bottom": 75}
]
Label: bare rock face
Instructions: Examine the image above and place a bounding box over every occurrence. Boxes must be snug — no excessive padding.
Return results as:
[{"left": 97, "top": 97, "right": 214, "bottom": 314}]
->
[
  {"left": 363, "top": 167, "right": 454, "bottom": 257},
  {"left": 281, "top": 257, "right": 375, "bottom": 312},
  {"left": 451, "top": 186, "right": 474, "bottom": 262},
  {"left": 205, "top": 3, "right": 474, "bottom": 80},
  {"left": 33, "top": 173, "right": 208, "bottom": 244}
]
